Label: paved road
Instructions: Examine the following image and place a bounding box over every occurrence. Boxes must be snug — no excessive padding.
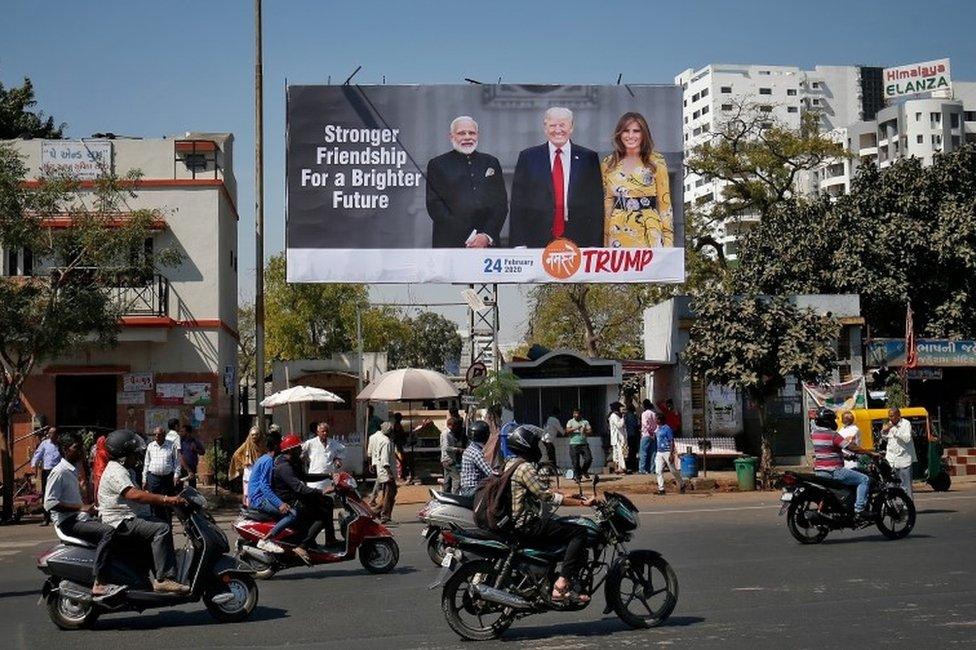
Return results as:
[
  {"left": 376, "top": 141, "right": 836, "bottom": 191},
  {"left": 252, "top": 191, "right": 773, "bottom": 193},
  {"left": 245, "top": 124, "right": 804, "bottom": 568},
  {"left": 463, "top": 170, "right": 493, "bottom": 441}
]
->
[{"left": 1, "top": 490, "right": 975, "bottom": 649}]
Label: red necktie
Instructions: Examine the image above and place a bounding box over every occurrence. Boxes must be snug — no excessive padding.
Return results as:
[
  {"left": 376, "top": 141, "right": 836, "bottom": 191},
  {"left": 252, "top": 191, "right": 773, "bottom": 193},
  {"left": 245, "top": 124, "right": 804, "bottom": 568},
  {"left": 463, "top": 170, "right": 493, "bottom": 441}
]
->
[{"left": 552, "top": 148, "right": 565, "bottom": 238}]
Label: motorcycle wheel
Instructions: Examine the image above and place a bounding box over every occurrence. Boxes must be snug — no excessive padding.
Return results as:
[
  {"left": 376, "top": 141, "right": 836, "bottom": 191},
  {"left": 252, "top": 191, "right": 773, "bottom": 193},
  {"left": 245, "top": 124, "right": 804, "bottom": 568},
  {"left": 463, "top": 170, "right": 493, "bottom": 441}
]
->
[
  {"left": 204, "top": 575, "right": 259, "bottom": 623},
  {"left": 441, "top": 559, "right": 514, "bottom": 641},
  {"left": 606, "top": 551, "right": 679, "bottom": 629},
  {"left": 427, "top": 532, "right": 449, "bottom": 566},
  {"left": 46, "top": 591, "right": 100, "bottom": 630},
  {"left": 786, "top": 495, "right": 829, "bottom": 544},
  {"left": 875, "top": 489, "right": 916, "bottom": 540},
  {"left": 359, "top": 538, "right": 399, "bottom": 574}
]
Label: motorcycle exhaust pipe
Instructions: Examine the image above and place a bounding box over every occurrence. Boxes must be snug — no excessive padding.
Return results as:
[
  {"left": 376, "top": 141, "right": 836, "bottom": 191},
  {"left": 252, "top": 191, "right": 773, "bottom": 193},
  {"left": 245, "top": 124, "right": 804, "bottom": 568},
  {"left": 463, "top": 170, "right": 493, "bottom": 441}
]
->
[
  {"left": 239, "top": 545, "right": 274, "bottom": 564},
  {"left": 472, "top": 583, "right": 532, "bottom": 610}
]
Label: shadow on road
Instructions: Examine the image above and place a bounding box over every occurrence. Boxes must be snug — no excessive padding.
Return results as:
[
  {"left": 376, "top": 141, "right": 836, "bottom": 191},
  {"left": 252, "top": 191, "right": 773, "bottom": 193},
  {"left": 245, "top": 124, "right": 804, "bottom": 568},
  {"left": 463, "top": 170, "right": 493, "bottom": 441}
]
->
[
  {"left": 917, "top": 509, "right": 957, "bottom": 515},
  {"left": 93, "top": 605, "right": 288, "bottom": 630},
  {"left": 270, "top": 565, "right": 419, "bottom": 581},
  {"left": 0, "top": 588, "right": 40, "bottom": 600},
  {"left": 822, "top": 533, "right": 933, "bottom": 545},
  {"left": 501, "top": 615, "right": 705, "bottom": 641}
]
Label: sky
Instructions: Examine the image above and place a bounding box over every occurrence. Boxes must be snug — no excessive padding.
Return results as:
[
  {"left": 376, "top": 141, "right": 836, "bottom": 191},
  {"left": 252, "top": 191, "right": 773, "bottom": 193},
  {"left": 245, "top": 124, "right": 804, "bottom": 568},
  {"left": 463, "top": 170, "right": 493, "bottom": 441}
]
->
[{"left": 3, "top": 0, "right": 975, "bottom": 345}]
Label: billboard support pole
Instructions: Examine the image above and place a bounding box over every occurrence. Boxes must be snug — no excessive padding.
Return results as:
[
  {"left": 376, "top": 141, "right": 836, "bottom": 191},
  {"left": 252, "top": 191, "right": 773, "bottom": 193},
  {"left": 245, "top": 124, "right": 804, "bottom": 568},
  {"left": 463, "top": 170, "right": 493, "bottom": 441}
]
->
[
  {"left": 467, "top": 284, "right": 499, "bottom": 373},
  {"left": 253, "top": 0, "right": 266, "bottom": 432}
]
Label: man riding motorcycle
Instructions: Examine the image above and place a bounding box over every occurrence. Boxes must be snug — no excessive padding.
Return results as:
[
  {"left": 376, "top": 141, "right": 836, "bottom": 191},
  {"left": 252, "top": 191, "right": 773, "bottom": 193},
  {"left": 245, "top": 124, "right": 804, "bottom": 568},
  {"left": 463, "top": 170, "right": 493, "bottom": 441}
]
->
[
  {"left": 810, "top": 406, "right": 877, "bottom": 519},
  {"left": 460, "top": 420, "right": 497, "bottom": 496},
  {"left": 96, "top": 429, "right": 189, "bottom": 593},
  {"left": 273, "top": 434, "right": 342, "bottom": 553},
  {"left": 505, "top": 425, "right": 595, "bottom": 604}
]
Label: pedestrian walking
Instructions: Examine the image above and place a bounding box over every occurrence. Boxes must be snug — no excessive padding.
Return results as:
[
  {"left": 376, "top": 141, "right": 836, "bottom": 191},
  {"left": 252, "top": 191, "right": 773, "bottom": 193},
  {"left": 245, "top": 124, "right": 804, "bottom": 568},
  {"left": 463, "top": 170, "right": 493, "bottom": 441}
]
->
[
  {"left": 565, "top": 408, "right": 593, "bottom": 478},
  {"left": 624, "top": 403, "right": 641, "bottom": 472},
  {"left": 143, "top": 426, "right": 180, "bottom": 522},
  {"left": 608, "top": 403, "right": 628, "bottom": 474},
  {"left": 639, "top": 399, "right": 657, "bottom": 474},
  {"left": 881, "top": 407, "right": 916, "bottom": 499},
  {"left": 178, "top": 423, "right": 206, "bottom": 488},
  {"left": 654, "top": 411, "right": 684, "bottom": 494},
  {"left": 366, "top": 424, "right": 387, "bottom": 509},
  {"left": 440, "top": 417, "right": 463, "bottom": 494},
  {"left": 31, "top": 426, "right": 61, "bottom": 525},
  {"left": 371, "top": 422, "right": 398, "bottom": 523}
]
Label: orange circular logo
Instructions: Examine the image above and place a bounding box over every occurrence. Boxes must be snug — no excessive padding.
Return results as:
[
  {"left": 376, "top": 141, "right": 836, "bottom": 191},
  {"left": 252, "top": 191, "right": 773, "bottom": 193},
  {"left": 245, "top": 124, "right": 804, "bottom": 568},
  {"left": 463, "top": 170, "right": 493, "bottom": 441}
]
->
[{"left": 542, "top": 238, "right": 581, "bottom": 280}]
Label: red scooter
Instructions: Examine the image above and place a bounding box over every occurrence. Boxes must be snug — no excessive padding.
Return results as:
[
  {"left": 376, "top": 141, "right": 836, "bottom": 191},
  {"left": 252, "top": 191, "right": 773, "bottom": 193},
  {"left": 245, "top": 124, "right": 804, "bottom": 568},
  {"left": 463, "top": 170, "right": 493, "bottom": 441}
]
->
[{"left": 233, "top": 472, "right": 399, "bottom": 579}]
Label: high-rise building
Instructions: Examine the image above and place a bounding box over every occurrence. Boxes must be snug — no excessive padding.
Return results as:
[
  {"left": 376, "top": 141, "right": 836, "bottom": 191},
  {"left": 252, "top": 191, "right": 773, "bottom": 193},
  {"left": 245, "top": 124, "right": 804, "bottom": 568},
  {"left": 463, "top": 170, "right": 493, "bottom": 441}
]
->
[{"left": 675, "top": 64, "right": 884, "bottom": 257}]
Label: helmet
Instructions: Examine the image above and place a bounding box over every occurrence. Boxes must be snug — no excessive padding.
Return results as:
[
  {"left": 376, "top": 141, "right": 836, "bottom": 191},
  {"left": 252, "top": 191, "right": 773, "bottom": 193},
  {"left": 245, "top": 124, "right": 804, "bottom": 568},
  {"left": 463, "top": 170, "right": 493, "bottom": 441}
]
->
[
  {"left": 468, "top": 420, "right": 490, "bottom": 444},
  {"left": 507, "top": 425, "right": 543, "bottom": 462},
  {"left": 814, "top": 406, "right": 838, "bottom": 430},
  {"left": 280, "top": 434, "right": 303, "bottom": 453},
  {"left": 105, "top": 429, "right": 146, "bottom": 460}
]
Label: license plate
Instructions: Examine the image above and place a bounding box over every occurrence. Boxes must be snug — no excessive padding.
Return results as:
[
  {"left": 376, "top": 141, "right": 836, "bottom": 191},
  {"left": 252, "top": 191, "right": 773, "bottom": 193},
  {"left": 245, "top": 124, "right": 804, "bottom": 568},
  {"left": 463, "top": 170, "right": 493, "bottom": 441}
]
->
[
  {"left": 420, "top": 526, "right": 430, "bottom": 538},
  {"left": 780, "top": 491, "right": 793, "bottom": 502}
]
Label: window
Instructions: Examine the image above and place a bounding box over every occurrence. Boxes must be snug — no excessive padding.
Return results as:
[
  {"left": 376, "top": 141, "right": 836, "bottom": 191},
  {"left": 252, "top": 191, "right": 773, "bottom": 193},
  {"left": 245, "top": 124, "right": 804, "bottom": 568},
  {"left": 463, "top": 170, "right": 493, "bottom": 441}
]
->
[
  {"left": 787, "top": 89, "right": 797, "bottom": 96},
  {"left": 931, "top": 112, "right": 941, "bottom": 123},
  {"left": 6, "top": 249, "right": 17, "bottom": 276},
  {"left": 700, "top": 88, "right": 709, "bottom": 98},
  {"left": 952, "top": 135, "right": 961, "bottom": 147},
  {"left": 915, "top": 112, "right": 922, "bottom": 122},
  {"left": 759, "top": 105, "right": 773, "bottom": 113},
  {"left": 758, "top": 70, "right": 771, "bottom": 76},
  {"left": 759, "top": 87, "right": 772, "bottom": 95},
  {"left": 721, "top": 86, "right": 732, "bottom": 93},
  {"left": 812, "top": 98, "right": 821, "bottom": 106},
  {"left": 917, "top": 135, "right": 924, "bottom": 144},
  {"left": 787, "top": 106, "right": 798, "bottom": 113},
  {"left": 950, "top": 113, "right": 960, "bottom": 128},
  {"left": 965, "top": 111, "right": 976, "bottom": 121},
  {"left": 693, "top": 110, "right": 700, "bottom": 119},
  {"left": 812, "top": 82, "right": 821, "bottom": 89},
  {"left": 684, "top": 116, "right": 689, "bottom": 124},
  {"left": 722, "top": 103, "right": 733, "bottom": 111},
  {"left": 701, "top": 123, "right": 710, "bottom": 133},
  {"left": 701, "top": 105, "right": 709, "bottom": 115},
  {"left": 683, "top": 99, "right": 687, "bottom": 107},
  {"left": 692, "top": 92, "right": 700, "bottom": 102}
]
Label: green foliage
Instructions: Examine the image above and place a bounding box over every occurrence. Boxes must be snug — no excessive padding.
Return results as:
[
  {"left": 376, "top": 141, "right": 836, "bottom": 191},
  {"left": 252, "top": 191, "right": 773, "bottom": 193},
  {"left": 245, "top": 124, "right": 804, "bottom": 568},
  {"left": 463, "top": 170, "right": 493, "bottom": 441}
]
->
[
  {"left": 734, "top": 144, "right": 976, "bottom": 338},
  {"left": 237, "top": 301, "right": 256, "bottom": 387},
  {"left": 472, "top": 370, "right": 521, "bottom": 421},
  {"left": 884, "top": 373, "right": 909, "bottom": 409},
  {"left": 210, "top": 441, "right": 230, "bottom": 485},
  {"left": 0, "top": 76, "right": 64, "bottom": 139},
  {"left": 388, "top": 311, "right": 462, "bottom": 372}
]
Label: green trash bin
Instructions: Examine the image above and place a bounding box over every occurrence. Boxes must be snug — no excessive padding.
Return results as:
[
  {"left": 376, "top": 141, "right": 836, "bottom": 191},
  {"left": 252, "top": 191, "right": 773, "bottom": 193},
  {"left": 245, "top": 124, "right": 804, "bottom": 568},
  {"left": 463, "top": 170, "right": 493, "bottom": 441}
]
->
[{"left": 734, "top": 456, "right": 757, "bottom": 492}]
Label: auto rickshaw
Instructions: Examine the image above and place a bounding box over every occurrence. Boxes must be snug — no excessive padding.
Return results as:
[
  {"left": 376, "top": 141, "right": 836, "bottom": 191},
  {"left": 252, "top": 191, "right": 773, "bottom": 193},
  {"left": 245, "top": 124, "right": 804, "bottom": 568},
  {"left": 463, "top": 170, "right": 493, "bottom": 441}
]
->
[{"left": 837, "top": 407, "right": 951, "bottom": 491}]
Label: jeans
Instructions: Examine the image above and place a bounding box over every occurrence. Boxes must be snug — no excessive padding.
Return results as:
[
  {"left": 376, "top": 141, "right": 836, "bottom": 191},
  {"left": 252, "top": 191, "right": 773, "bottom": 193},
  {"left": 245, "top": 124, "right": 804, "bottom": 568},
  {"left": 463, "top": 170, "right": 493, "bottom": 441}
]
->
[
  {"left": 894, "top": 466, "right": 913, "bottom": 500},
  {"left": 113, "top": 517, "right": 179, "bottom": 582},
  {"left": 441, "top": 460, "right": 461, "bottom": 494},
  {"left": 570, "top": 443, "right": 592, "bottom": 477},
  {"left": 638, "top": 436, "right": 656, "bottom": 474},
  {"left": 58, "top": 513, "right": 115, "bottom": 582},
  {"left": 255, "top": 497, "right": 299, "bottom": 540},
  {"left": 655, "top": 451, "right": 683, "bottom": 491},
  {"left": 817, "top": 468, "right": 870, "bottom": 512},
  {"left": 145, "top": 472, "right": 175, "bottom": 523}
]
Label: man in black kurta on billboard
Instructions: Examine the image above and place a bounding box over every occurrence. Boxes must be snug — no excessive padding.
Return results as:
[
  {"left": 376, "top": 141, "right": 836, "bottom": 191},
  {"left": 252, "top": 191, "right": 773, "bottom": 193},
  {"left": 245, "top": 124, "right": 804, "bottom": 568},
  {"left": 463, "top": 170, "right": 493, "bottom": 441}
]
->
[{"left": 425, "top": 116, "right": 508, "bottom": 248}]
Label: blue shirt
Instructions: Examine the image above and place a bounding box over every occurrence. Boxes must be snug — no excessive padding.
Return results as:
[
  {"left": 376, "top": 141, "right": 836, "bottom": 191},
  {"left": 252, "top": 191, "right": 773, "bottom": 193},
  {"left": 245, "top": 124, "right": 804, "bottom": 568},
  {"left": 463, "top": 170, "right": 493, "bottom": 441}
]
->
[
  {"left": 32, "top": 439, "right": 62, "bottom": 470},
  {"left": 655, "top": 424, "right": 675, "bottom": 453},
  {"left": 247, "top": 454, "right": 282, "bottom": 509},
  {"left": 499, "top": 421, "right": 520, "bottom": 460}
]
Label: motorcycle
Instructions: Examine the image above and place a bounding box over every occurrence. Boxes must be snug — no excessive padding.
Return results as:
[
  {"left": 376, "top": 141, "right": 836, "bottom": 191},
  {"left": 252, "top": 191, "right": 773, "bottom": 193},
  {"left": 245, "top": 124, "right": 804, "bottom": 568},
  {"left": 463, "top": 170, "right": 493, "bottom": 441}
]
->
[
  {"left": 779, "top": 452, "right": 916, "bottom": 544},
  {"left": 435, "top": 471, "right": 679, "bottom": 641},
  {"left": 234, "top": 471, "right": 399, "bottom": 579},
  {"left": 36, "top": 486, "right": 258, "bottom": 630}
]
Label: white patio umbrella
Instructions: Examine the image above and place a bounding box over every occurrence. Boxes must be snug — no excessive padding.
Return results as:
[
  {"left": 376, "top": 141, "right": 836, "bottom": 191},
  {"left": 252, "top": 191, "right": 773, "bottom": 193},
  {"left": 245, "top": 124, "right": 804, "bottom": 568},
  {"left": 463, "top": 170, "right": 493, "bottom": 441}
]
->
[
  {"left": 356, "top": 368, "right": 459, "bottom": 402},
  {"left": 260, "top": 385, "right": 345, "bottom": 407}
]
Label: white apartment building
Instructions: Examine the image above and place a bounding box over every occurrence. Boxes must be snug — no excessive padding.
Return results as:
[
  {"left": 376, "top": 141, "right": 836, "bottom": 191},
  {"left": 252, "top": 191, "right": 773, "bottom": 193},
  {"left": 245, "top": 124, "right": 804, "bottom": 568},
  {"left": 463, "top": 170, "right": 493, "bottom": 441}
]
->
[
  {"left": 675, "top": 64, "right": 884, "bottom": 257},
  {"left": 4, "top": 134, "right": 239, "bottom": 479},
  {"left": 818, "top": 82, "right": 976, "bottom": 196}
]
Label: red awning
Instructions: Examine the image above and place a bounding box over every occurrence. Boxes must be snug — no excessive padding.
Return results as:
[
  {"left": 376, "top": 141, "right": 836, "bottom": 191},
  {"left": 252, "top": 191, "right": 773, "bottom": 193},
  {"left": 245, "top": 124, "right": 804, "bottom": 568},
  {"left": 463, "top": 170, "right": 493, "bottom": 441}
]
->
[{"left": 620, "top": 360, "right": 662, "bottom": 373}]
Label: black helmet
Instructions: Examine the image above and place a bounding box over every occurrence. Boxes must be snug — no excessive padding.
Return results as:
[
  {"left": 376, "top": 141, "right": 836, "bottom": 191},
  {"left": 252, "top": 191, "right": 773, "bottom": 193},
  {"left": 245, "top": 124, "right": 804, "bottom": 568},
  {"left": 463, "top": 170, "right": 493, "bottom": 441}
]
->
[
  {"left": 814, "top": 407, "right": 838, "bottom": 430},
  {"left": 468, "top": 420, "right": 490, "bottom": 444},
  {"left": 105, "top": 429, "right": 146, "bottom": 460},
  {"left": 507, "top": 425, "right": 542, "bottom": 462}
]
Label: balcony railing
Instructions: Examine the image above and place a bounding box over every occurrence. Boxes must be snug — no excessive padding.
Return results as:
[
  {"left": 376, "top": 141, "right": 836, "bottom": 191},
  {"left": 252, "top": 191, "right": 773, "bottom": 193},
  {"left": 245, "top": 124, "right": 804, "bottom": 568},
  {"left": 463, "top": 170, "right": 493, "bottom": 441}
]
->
[{"left": 112, "top": 273, "right": 170, "bottom": 317}]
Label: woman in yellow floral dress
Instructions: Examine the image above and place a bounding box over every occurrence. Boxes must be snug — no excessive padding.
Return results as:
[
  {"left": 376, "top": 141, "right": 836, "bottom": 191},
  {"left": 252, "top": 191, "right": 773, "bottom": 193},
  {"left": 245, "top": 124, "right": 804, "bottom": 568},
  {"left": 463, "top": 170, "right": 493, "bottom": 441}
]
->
[{"left": 601, "top": 112, "right": 673, "bottom": 247}]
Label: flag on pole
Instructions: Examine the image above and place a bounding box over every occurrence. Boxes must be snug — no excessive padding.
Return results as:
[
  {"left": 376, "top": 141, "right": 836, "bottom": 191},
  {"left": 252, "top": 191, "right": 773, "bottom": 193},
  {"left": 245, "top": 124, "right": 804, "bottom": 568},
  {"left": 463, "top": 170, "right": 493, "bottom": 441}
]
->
[{"left": 904, "top": 302, "right": 918, "bottom": 369}]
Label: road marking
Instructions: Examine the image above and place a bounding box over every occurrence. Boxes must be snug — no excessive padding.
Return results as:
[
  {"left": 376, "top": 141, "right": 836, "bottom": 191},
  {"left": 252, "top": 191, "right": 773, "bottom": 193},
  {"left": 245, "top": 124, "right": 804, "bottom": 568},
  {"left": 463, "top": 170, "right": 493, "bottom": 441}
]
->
[
  {"left": 638, "top": 493, "right": 976, "bottom": 515},
  {"left": 0, "top": 542, "right": 41, "bottom": 549}
]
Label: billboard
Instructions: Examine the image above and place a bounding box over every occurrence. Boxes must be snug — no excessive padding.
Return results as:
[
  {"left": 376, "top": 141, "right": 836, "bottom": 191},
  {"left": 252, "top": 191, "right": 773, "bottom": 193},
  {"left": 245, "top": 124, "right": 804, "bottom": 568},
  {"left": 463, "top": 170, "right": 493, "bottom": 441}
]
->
[
  {"left": 883, "top": 58, "right": 951, "bottom": 99},
  {"left": 286, "top": 84, "right": 684, "bottom": 283}
]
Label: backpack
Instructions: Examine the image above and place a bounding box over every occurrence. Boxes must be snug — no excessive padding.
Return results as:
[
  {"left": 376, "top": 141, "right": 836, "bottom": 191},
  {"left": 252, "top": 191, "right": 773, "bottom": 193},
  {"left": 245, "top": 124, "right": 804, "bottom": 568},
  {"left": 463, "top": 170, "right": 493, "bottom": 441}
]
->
[{"left": 472, "top": 459, "right": 525, "bottom": 533}]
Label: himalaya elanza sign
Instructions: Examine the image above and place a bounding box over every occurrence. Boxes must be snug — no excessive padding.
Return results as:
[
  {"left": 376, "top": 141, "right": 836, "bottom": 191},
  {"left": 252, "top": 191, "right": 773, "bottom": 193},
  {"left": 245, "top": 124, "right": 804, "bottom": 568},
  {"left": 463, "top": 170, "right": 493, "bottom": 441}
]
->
[{"left": 883, "top": 58, "right": 951, "bottom": 99}]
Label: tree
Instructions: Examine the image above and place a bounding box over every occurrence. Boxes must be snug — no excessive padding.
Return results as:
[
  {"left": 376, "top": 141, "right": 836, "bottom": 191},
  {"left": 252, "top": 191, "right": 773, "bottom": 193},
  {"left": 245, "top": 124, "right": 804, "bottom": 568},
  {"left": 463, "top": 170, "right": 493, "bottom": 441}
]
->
[
  {"left": 0, "top": 77, "right": 64, "bottom": 139},
  {"left": 388, "top": 311, "right": 461, "bottom": 372},
  {"left": 471, "top": 369, "right": 521, "bottom": 464},
  {"left": 0, "top": 143, "right": 178, "bottom": 520},
  {"left": 733, "top": 144, "right": 976, "bottom": 338},
  {"left": 681, "top": 284, "right": 838, "bottom": 487},
  {"left": 525, "top": 284, "right": 662, "bottom": 358}
]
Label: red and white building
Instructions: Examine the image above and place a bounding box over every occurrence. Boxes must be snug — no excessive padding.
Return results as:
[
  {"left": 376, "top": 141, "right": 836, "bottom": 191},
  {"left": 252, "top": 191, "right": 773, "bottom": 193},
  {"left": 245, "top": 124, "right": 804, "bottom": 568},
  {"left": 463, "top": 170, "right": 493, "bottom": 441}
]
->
[{"left": 4, "top": 134, "right": 239, "bottom": 479}]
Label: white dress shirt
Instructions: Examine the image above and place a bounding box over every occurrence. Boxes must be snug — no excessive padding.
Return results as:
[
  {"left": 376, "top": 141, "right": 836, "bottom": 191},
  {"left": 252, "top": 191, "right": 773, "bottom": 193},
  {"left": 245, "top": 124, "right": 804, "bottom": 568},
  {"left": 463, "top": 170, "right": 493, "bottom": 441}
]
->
[
  {"left": 144, "top": 438, "right": 180, "bottom": 477},
  {"left": 543, "top": 416, "right": 565, "bottom": 444},
  {"left": 885, "top": 418, "right": 916, "bottom": 469},
  {"left": 302, "top": 436, "right": 346, "bottom": 489},
  {"left": 548, "top": 141, "right": 572, "bottom": 223}
]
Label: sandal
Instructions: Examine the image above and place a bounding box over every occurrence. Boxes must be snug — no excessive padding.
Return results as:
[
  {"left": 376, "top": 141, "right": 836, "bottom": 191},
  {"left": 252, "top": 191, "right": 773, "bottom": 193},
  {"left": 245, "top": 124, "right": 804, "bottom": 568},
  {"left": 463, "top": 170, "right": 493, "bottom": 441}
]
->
[{"left": 551, "top": 583, "right": 591, "bottom": 604}]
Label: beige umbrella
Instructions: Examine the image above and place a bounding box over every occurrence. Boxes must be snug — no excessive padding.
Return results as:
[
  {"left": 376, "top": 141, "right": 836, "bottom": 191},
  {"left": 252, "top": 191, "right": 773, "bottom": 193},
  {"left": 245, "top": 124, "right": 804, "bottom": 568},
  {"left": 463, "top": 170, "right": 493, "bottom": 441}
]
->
[{"left": 356, "top": 368, "right": 459, "bottom": 401}]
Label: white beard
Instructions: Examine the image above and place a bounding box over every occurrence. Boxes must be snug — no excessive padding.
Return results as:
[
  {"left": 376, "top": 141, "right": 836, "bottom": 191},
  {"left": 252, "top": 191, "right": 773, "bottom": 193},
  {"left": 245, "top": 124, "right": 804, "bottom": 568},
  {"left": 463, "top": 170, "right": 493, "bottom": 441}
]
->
[{"left": 453, "top": 142, "right": 477, "bottom": 155}]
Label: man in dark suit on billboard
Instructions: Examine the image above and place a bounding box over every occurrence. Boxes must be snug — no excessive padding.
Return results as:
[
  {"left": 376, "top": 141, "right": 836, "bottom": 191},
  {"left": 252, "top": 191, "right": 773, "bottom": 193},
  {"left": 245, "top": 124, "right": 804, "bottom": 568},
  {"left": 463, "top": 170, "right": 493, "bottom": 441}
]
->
[
  {"left": 425, "top": 116, "right": 508, "bottom": 248},
  {"left": 509, "top": 107, "right": 604, "bottom": 248}
]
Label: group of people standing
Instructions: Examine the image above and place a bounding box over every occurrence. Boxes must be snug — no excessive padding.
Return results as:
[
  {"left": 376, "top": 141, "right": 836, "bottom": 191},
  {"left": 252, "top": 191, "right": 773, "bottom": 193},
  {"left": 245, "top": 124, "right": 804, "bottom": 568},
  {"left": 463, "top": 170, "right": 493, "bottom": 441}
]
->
[{"left": 426, "top": 107, "right": 673, "bottom": 249}]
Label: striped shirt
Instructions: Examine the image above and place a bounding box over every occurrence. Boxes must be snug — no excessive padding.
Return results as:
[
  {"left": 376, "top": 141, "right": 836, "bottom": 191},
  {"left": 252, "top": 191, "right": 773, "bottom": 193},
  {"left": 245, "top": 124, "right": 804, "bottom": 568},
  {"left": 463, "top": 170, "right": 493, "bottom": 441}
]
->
[{"left": 811, "top": 426, "right": 850, "bottom": 471}]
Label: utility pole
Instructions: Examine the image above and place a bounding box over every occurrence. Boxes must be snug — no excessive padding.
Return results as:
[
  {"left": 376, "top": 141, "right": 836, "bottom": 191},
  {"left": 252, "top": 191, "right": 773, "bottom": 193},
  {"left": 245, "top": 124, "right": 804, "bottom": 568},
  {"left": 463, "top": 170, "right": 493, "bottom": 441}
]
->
[{"left": 253, "top": 0, "right": 266, "bottom": 432}]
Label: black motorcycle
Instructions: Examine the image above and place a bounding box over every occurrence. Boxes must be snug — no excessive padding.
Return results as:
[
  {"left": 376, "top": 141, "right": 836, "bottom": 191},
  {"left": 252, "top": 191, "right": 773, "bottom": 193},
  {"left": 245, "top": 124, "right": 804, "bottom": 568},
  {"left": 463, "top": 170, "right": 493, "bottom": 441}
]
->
[
  {"left": 436, "top": 472, "right": 678, "bottom": 641},
  {"left": 37, "top": 486, "right": 258, "bottom": 629},
  {"left": 779, "top": 453, "right": 916, "bottom": 544}
]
